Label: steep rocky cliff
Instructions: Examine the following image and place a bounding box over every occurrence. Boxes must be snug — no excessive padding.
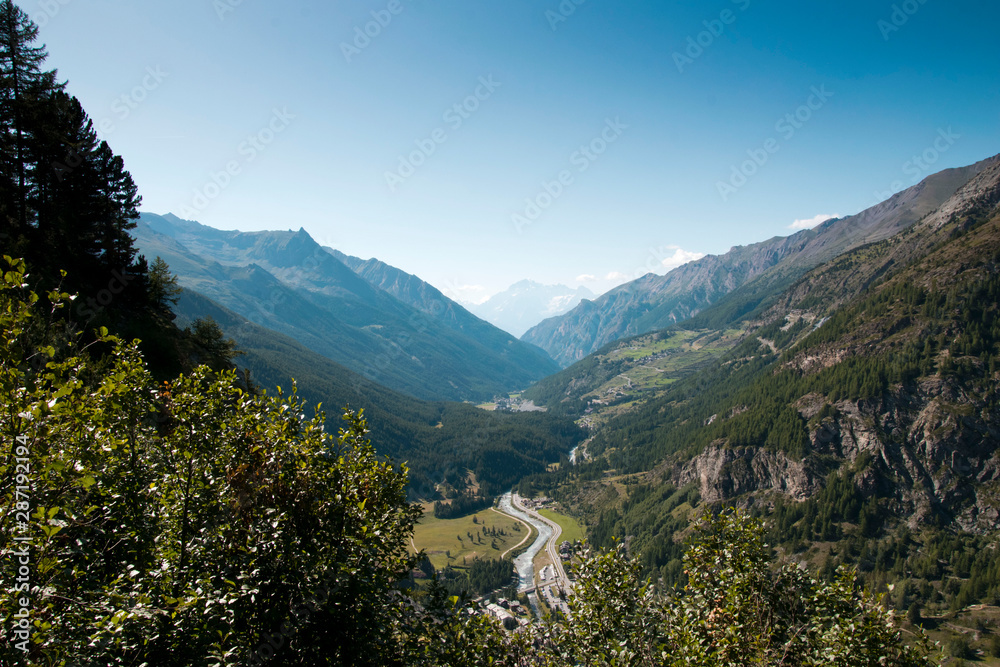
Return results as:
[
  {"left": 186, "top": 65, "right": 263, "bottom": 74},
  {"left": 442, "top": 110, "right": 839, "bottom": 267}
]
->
[{"left": 666, "top": 159, "right": 1000, "bottom": 531}]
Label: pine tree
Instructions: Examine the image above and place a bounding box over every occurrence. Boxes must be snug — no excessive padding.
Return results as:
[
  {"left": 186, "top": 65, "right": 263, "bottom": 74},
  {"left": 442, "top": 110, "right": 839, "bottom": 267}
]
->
[
  {"left": 28, "top": 91, "right": 101, "bottom": 276},
  {"left": 148, "top": 256, "right": 182, "bottom": 310},
  {"left": 0, "top": 0, "right": 61, "bottom": 236},
  {"left": 0, "top": 1, "right": 146, "bottom": 307},
  {"left": 92, "top": 140, "right": 142, "bottom": 271}
]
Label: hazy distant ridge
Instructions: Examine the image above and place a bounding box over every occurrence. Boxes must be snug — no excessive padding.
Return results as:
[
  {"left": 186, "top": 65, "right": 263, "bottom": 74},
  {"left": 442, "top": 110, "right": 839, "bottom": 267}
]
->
[{"left": 467, "top": 280, "right": 596, "bottom": 337}]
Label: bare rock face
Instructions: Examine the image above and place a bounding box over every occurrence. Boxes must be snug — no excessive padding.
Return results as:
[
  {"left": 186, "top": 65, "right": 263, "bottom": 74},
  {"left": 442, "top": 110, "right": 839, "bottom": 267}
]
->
[
  {"left": 666, "top": 370, "right": 1000, "bottom": 534},
  {"left": 891, "top": 379, "right": 1000, "bottom": 534},
  {"left": 674, "top": 442, "right": 823, "bottom": 503}
]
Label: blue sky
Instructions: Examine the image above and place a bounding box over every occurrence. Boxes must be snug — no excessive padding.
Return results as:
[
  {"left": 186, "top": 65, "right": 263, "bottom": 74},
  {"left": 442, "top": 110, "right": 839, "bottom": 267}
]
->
[{"left": 34, "top": 0, "right": 1000, "bottom": 302}]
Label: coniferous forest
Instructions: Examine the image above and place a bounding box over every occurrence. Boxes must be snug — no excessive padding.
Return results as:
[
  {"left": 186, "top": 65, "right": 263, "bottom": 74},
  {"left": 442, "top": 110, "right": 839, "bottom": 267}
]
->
[{"left": 0, "top": 1, "right": 142, "bottom": 304}]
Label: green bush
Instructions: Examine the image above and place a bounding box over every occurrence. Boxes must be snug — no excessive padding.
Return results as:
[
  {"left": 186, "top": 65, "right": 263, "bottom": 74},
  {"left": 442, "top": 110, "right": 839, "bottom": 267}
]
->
[
  {"left": 945, "top": 636, "right": 973, "bottom": 659},
  {"left": 548, "top": 509, "right": 934, "bottom": 666},
  {"left": 0, "top": 258, "right": 423, "bottom": 665},
  {"left": 989, "top": 633, "right": 1000, "bottom": 657}
]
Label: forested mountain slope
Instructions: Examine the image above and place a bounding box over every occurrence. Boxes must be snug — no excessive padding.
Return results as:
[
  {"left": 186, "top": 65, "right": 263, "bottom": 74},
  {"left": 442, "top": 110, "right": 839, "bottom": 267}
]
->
[
  {"left": 173, "top": 288, "right": 582, "bottom": 499},
  {"left": 523, "top": 158, "right": 1000, "bottom": 614}
]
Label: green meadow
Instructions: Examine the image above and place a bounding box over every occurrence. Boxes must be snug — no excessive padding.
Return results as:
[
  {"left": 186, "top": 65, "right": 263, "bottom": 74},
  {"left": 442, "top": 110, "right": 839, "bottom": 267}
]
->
[
  {"left": 538, "top": 507, "right": 586, "bottom": 545},
  {"left": 411, "top": 503, "right": 532, "bottom": 570}
]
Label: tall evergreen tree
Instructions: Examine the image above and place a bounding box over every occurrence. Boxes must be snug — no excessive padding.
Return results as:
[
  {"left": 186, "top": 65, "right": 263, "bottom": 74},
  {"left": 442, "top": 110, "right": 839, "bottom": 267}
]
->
[
  {"left": 148, "top": 255, "right": 182, "bottom": 311},
  {"left": 91, "top": 140, "right": 142, "bottom": 273},
  {"left": 0, "top": 1, "right": 145, "bottom": 307},
  {"left": 27, "top": 91, "right": 101, "bottom": 276},
  {"left": 0, "top": 0, "right": 61, "bottom": 238}
]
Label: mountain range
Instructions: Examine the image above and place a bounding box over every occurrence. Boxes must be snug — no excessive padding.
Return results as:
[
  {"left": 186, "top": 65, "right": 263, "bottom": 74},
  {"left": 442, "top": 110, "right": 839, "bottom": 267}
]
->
[
  {"left": 133, "top": 213, "right": 558, "bottom": 403},
  {"left": 522, "top": 157, "right": 998, "bottom": 367},
  {"left": 518, "top": 153, "right": 1000, "bottom": 616},
  {"left": 466, "top": 280, "right": 595, "bottom": 337},
  {"left": 122, "top": 150, "right": 1000, "bottom": 623},
  {"left": 135, "top": 154, "right": 1000, "bottom": 570}
]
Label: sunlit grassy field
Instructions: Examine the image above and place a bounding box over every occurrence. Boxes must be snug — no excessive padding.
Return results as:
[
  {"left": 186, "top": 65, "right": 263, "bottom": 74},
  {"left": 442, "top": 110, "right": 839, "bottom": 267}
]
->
[
  {"left": 411, "top": 503, "right": 532, "bottom": 570},
  {"left": 538, "top": 507, "right": 586, "bottom": 544}
]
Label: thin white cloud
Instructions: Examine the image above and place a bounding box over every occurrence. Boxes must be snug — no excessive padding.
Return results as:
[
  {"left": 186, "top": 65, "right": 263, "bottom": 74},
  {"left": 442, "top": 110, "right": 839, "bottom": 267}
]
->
[
  {"left": 575, "top": 274, "right": 597, "bottom": 282},
  {"left": 605, "top": 271, "right": 630, "bottom": 284},
  {"left": 788, "top": 214, "right": 838, "bottom": 231},
  {"left": 660, "top": 248, "right": 706, "bottom": 271},
  {"left": 442, "top": 283, "right": 491, "bottom": 305}
]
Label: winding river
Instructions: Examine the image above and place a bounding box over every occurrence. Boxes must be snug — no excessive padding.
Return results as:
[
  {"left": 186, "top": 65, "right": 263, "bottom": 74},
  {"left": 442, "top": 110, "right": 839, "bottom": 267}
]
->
[{"left": 497, "top": 491, "right": 551, "bottom": 616}]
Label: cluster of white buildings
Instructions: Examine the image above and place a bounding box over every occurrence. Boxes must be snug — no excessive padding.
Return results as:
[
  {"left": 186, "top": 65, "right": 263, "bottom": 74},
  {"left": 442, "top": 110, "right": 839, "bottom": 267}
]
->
[{"left": 483, "top": 599, "right": 529, "bottom": 628}]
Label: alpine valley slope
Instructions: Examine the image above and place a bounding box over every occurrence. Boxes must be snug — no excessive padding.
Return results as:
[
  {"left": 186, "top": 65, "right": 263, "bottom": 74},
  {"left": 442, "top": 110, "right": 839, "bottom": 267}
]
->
[
  {"left": 523, "top": 156, "right": 999, "bottom": 367},
  {"left": 133, "top": 213, "right": 558, "bottom": 402},
  {"left": 169, "top": 288, "right": 582, "bottom": 500},
  {"left": 521, "top": 155, "right": 1000, "bottom": 616}
]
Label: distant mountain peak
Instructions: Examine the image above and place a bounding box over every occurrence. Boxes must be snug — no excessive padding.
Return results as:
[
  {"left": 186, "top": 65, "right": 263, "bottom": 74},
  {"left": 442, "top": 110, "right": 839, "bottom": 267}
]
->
[{"left": 467, "top": 281, "right": 596, "bottom": 338}]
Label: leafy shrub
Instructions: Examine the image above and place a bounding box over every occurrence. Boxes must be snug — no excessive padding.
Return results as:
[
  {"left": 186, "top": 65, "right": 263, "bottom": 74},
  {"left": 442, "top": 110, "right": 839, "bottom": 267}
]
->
[
  {"left": 548, "top": 509, "right": 934, "bottom": 666},
  {"left": 945, "top": 636, "right": 973, "bottom": 659},
  {"left": 989, "top": 633, "right": 1000, "bottom": 658}
]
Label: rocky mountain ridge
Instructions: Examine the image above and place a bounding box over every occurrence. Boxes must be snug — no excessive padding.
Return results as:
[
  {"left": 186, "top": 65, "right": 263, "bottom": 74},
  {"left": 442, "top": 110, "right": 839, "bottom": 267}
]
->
[
  {"left": 133, "top": 213, "right": 558, "bottom": 402},
  {"left": 522, "top": 157, "right": 999, "bottom": 367},
  {"left": 655, "top": 159, "right": 1000, "bottom": 528}
]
